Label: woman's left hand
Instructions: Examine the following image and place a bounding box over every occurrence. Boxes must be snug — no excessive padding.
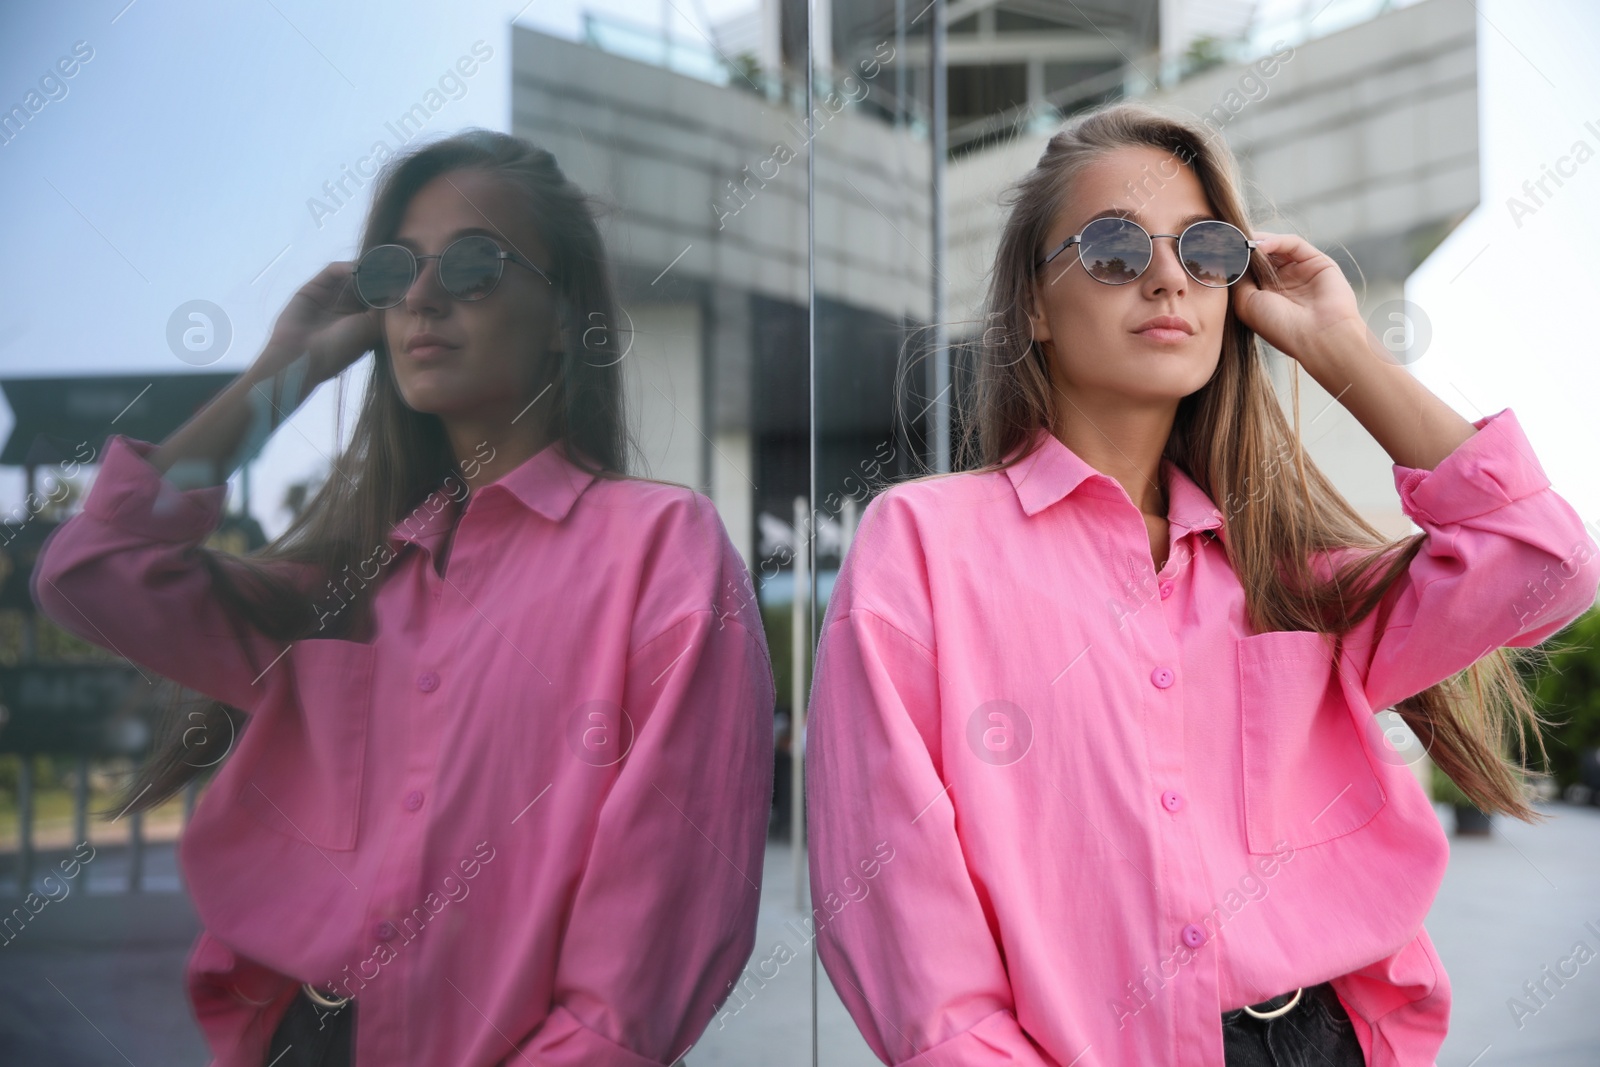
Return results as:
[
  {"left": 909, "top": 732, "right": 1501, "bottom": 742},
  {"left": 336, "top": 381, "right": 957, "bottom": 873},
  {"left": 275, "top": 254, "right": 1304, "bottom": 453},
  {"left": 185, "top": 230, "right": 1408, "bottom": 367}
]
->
[{"left": 1231, "top": 231, "right": 1363, "bottom": 367}]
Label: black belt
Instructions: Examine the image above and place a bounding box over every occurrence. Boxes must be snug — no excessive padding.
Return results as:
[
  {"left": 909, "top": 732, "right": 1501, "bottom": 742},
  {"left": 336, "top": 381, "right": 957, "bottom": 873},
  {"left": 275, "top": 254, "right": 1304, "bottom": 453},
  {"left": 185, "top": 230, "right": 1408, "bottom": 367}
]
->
[{"left": 265, "top": 986, "right": 354, "bottom": 1067}]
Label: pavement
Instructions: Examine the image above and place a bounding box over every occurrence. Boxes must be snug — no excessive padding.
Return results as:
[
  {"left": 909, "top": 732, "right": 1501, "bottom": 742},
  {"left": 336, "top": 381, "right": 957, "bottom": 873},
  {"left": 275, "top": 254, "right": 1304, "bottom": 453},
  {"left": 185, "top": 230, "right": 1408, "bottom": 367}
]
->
[
  {"left": 0, "top": 803, "right": 1595, "bottom": 1065},
  {"left": 1428, "top": 801, "right": 1600, "bottom": 1067}
]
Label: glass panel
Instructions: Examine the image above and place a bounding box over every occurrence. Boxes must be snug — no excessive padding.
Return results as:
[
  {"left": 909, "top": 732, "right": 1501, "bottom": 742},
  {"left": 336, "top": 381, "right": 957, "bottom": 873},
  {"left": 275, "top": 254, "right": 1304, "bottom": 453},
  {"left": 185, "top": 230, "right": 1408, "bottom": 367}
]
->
[
  {"left": 0, "top": 4, "right": 809, "bottom": 1064},
  {"left": 811, "top": 2, "right": 932, "bottom": 1063}
]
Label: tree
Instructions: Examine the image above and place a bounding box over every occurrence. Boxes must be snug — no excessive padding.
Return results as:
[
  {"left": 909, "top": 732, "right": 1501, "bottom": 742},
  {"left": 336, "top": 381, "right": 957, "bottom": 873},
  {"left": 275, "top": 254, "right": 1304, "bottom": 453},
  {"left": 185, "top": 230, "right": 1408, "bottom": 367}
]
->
[{"left": 1528, "top": 607, "right": 1600, "bottom": 791}]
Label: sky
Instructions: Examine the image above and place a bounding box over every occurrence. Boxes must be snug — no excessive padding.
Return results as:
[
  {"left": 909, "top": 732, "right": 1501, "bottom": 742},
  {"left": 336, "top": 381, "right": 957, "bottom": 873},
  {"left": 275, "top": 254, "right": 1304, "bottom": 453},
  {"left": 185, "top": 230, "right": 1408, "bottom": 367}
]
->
[
  {"left": 1406, "top": 2, "right": 1600, "bottom": 534},
  {"left": 0, "top": 0, "right": 1596, "bottom": 539},
  {"left": 0, "top": 0, "right": 755, "bottom": 539}
]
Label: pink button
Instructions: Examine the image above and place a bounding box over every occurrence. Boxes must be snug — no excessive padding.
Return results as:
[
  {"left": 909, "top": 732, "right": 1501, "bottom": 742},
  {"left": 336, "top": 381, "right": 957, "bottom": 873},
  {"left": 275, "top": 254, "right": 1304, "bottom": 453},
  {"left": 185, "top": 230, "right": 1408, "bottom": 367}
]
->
[
  {"left": 1150, "top": 666, "right": 1174, "bottom": 688},
  {"left": 374, "top": 920, "right": 396, "bottom": 941},
  {"left": 404, "top": 790, "right": 424, "bottom": 811},
  {"left": 1181, "top": 923, "right": 1207, "bottom": 948},
  {"left": 417, "top": 671, "right": 439, "bottom": 693},
  {"left": 1159, "top": 580, "right": 1174, "bottom": 599},
  {"left": 1161, "top": 790, "right": 1185, "bottom": 812}
]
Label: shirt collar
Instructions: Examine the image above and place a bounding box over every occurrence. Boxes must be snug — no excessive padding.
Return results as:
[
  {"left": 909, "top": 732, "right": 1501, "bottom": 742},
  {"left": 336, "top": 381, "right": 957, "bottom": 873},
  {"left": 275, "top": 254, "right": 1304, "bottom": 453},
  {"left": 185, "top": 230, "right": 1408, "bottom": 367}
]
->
[
  {"left": 1002, "top": 425, "right": 1228, "bottom": 546},
  {"left": 387, "top": 438, "right": 600, "bottom": 549}
]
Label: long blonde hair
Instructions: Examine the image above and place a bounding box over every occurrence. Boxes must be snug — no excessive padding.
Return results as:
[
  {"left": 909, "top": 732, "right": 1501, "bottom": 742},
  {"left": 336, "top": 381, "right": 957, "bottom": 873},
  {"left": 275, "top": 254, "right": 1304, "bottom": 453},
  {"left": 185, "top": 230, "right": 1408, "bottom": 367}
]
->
[
  {"left": 114, "top": 130, "right": 642, "bottom": 815},
  {"left": 914, "top": 100, "right": 1552, "bottom": 820}
]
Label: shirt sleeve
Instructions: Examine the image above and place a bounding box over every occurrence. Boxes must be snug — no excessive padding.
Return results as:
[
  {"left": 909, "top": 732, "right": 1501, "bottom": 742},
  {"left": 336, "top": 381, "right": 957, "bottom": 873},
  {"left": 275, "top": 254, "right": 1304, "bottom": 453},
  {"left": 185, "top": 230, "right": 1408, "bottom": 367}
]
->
[
  {"left": 505, "top": 603, "right": 775, "bottom": 1067},
  {"left": 1329, "top": 924, "right": 1451, "bottom": 1067},
  {"left": 807, "top": 491, "right": 1055, "bottom": 1066},
  {"left": 30, "top": 433, "right": 306, "bottom": 714},
  {"left": 1338, "top": 407, "right": 1600, "bottom": 712}
]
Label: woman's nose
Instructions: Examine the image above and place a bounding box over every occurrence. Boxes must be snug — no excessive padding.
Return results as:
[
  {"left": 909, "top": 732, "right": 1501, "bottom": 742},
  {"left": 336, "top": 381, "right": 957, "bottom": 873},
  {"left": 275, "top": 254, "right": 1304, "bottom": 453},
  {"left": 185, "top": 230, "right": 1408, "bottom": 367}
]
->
[
  {"left": 404, "top": 256, "right": 450, "bottom": 312},
  {"left": 1144, "top": 234, "right": 1189, "bottom": 291}
]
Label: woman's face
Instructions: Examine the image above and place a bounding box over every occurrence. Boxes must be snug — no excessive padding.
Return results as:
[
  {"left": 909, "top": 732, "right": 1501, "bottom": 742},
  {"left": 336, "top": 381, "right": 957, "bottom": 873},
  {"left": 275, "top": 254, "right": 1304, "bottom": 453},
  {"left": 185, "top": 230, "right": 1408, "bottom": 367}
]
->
[
  {"left": 1029, "top": 144, "right": 1231, "bottom": 413},
  {"left": 381, "top": 168, "right": 561, "bottom": 422}
]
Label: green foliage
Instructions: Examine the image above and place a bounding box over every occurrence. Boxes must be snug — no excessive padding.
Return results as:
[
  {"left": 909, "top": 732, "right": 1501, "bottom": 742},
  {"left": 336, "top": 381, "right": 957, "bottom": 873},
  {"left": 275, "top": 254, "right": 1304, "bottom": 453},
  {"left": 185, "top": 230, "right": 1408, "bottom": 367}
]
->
[
  {"left": 730, "top": 52, "right": 763, "bottom": 92},
  {"left": 759, "top": 599, "right": 806, "bottom": 715},
  {"left": 1182, "top": 35, "right": 1230, "bottom": 77},
  {"left": 0, "top": 753, "right": 97, "bottom": 793},
  {"left": 1429, "top": 760, "right": 1473, "bottom": 807},
  {"left": 1530, "top": 606, "right": 1600, "bottom": 788},
  {"left": 0, "top": 610, "right": 117, "bottom": 666}
]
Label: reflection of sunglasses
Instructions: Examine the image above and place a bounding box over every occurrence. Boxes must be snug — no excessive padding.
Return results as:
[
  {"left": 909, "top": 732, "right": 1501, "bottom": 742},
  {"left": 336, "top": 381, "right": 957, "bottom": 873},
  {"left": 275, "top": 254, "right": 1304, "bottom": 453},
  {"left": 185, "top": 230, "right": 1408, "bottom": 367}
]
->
[
  {"left": 1038, "top": 217, "right": 1258, "bottom": 287},
  {"left": 355, "top": 234, "right": 556, "bottom": 309}
]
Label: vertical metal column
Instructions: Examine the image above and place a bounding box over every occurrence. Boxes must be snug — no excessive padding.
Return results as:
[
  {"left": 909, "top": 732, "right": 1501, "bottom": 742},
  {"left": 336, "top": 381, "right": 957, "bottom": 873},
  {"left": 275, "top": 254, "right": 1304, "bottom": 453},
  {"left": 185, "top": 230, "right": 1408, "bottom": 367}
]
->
[
  {"left": 804, "top": 1, "right": 819, "bottom": 1060},
  {"left": 894, "top": 0, "right": 907, "bottom": 129},
  {"left": 16, "top": 756, "right": 34, "bottom": 892},
  {"left": 128, "top": 808, "right": 144, "bottom": 892},
  {"left": 791, "top": 494, "right": 809, "bottom": 910},
  {"left": 73, "top": 752, "right": 89, "bottom": 848},
  {"left": 930, "top": 0, "right": 949, "bottom": 473}
]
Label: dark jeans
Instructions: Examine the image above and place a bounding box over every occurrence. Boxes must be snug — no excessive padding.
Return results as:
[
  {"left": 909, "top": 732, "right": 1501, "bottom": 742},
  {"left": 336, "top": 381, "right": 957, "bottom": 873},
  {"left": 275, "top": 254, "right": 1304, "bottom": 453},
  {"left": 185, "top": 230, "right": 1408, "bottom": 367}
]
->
[
  {"left": 259, "top": 979, "right": 1354, "bottom": 1067},
  {"left": 264, "top": 989, "right": 354, "bottom": 1067},
  {"left": 1221, "top": 982, "right": 1365, "bottom": 1067}
]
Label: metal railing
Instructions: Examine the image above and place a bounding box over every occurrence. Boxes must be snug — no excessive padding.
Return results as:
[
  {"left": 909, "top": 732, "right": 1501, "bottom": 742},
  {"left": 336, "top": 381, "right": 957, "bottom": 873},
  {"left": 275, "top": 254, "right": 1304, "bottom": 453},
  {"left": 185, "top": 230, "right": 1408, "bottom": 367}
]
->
[{"left": 4, "top": 752, "right": 199, "bottom": 895}]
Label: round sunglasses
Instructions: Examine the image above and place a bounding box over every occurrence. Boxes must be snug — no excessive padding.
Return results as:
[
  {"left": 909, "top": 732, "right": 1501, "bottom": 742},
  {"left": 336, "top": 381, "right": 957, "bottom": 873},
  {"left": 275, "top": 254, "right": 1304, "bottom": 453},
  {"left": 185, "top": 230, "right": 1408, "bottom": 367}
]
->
[
  {"left": 354, "top": 234, "right": 556, "bottom": 309},
  {"left": 1038, "top": 217, "right": 1257, "bottom": 287}
]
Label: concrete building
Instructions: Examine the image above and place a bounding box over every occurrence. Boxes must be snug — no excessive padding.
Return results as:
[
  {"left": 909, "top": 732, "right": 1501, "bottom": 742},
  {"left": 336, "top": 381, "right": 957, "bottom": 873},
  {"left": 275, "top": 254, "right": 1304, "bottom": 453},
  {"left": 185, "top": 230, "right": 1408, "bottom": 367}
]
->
[
  {"left": 946, "top": 0, "right": 1478, "bottom": 537},
  {"left": 512, "top": 19, "right": 931, "bottom": 574},
  {"left": 518, "top": 0, "right": 1476, "bottom": 565}
]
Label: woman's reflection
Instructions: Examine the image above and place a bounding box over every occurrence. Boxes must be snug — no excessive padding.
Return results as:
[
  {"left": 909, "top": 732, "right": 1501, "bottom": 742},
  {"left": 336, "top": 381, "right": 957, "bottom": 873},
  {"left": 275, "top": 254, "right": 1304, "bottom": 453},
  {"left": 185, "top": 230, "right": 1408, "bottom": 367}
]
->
[{"left": 33, "top": 129, "right": 774, "bottom": 1067}]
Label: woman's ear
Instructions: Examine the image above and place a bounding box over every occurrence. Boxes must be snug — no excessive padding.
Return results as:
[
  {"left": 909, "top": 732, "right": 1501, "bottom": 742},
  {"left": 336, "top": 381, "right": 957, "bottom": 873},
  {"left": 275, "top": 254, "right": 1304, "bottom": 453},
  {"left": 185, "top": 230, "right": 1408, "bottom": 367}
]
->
[
  {"left": 547, "top": 305, "right": 567, "bottom": 356},
  {"left": 1027, "top": 279, "right": 1053, "bottom": 347}
]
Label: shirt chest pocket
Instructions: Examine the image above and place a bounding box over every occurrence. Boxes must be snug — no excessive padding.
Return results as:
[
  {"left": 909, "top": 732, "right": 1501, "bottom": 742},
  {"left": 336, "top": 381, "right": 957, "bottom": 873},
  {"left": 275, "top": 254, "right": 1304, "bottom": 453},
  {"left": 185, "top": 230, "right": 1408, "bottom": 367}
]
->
[
  {"left": 237, "top": 638, "right": 375, "bottom": 851},
  {"left": 1237, "top": 630, "right": 1386, "bottom": 855}
]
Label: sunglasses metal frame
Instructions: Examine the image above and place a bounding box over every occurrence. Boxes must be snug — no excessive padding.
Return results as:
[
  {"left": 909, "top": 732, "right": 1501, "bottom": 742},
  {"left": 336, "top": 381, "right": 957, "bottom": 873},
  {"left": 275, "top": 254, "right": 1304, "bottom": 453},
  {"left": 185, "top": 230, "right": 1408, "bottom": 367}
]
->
[
  {"left": 1036, "top": 217, "right": 1258, "bottom": 287},
  {"left": 355, "top": 234, "right": 557, "bottom": 309}
]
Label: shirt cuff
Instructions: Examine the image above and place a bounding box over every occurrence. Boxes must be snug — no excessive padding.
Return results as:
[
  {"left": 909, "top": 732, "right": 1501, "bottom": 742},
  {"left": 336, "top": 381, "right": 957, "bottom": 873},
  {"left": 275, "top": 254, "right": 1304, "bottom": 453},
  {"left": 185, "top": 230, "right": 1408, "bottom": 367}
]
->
[
  {"left": 900, "top": 1008, "right": 1055, "bottom": 1067},
  {"left": 82, "top": 434, "right": 228, "bottom": 544},
  {"left": 1393, "top": 408, "right": 1551, "bottom": 527},
  {"left": 512, "top": 1004, "right": 668, "bottom": 1067}
]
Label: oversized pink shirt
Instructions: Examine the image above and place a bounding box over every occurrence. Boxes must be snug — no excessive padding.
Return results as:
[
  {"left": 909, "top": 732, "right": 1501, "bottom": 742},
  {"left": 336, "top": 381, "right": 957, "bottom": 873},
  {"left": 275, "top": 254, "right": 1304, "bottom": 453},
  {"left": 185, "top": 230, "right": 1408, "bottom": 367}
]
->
[
  {"left": 33, "top": 432, "right": 775, "bottom": 1067},
  {"left": 806, "top": 407, "right": 1599, "bottom": 1067}
]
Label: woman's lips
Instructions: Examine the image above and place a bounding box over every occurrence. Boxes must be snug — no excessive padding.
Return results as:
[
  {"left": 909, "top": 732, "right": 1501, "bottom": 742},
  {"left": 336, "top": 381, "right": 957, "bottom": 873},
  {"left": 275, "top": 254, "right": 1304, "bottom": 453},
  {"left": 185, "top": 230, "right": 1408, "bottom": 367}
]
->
[{"left": 1134, "top": 327, "right": 1190, "bottom": 343}]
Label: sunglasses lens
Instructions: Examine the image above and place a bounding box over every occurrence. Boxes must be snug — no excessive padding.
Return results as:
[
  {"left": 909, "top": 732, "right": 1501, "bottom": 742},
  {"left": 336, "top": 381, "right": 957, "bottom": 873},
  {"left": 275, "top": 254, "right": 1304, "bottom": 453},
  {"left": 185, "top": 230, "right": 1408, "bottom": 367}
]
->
[
  {"left": 356, "top": 245, "right": 415, "bottom": 308},
  {"left": 440, "top": 236, "right": 503, "bottom": 300},
  {"left": 1078, "top": 217, "right": 1150, "bottom": 284},
  {"left": 1180, "top": 221, "right": 1252, "bottom": 286}
]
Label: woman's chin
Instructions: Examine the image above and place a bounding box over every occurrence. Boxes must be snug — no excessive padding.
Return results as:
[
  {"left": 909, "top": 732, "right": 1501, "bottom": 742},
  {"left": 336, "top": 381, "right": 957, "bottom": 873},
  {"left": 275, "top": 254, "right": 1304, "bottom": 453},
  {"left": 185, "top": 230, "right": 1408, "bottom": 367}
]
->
[
  {"left": 397, "top": 386, "right": 472, "bottom": 417},
  {"left": 1119, "top": 349, "right": 1219, "bottom": 390}
]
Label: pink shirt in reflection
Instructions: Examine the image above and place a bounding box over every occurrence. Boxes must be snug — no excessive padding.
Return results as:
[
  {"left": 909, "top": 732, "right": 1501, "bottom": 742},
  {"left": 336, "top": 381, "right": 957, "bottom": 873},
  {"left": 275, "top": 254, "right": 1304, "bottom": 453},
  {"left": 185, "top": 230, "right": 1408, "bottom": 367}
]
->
[{"left": 33, "top": 433, "right": 775, "bottom": 1067}]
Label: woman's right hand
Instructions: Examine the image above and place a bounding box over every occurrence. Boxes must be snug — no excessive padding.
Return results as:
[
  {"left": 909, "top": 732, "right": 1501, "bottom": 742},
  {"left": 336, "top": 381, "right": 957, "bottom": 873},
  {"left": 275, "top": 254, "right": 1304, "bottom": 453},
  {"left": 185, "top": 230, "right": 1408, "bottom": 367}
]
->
[
  {"left": 148, "top": 261, "right": 382, "bottom": 482},
  {"left": 259, "top": 260, "right": 382, "bottom": 389}
]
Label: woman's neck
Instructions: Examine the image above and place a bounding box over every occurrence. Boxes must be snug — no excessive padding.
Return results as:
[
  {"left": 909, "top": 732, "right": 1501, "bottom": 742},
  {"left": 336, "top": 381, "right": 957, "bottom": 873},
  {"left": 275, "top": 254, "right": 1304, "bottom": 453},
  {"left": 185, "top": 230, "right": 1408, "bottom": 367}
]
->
[
  {"left": 444, "top": 416, "right": 555, "bottom": 489},
  {"left": 1050, "top": 404, "right": 1174, "bottom": 519}
]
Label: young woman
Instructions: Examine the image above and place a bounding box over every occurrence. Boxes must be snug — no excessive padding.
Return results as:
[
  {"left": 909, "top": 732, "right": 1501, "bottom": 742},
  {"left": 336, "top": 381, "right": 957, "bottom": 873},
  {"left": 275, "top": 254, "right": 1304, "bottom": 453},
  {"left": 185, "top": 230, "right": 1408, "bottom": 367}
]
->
[
  {"left": 805, "top": 101, "right": 1599, "bottom": 1067},
  {"left": 33, "top": 130, "right": 774, "bottom": 1067}
]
